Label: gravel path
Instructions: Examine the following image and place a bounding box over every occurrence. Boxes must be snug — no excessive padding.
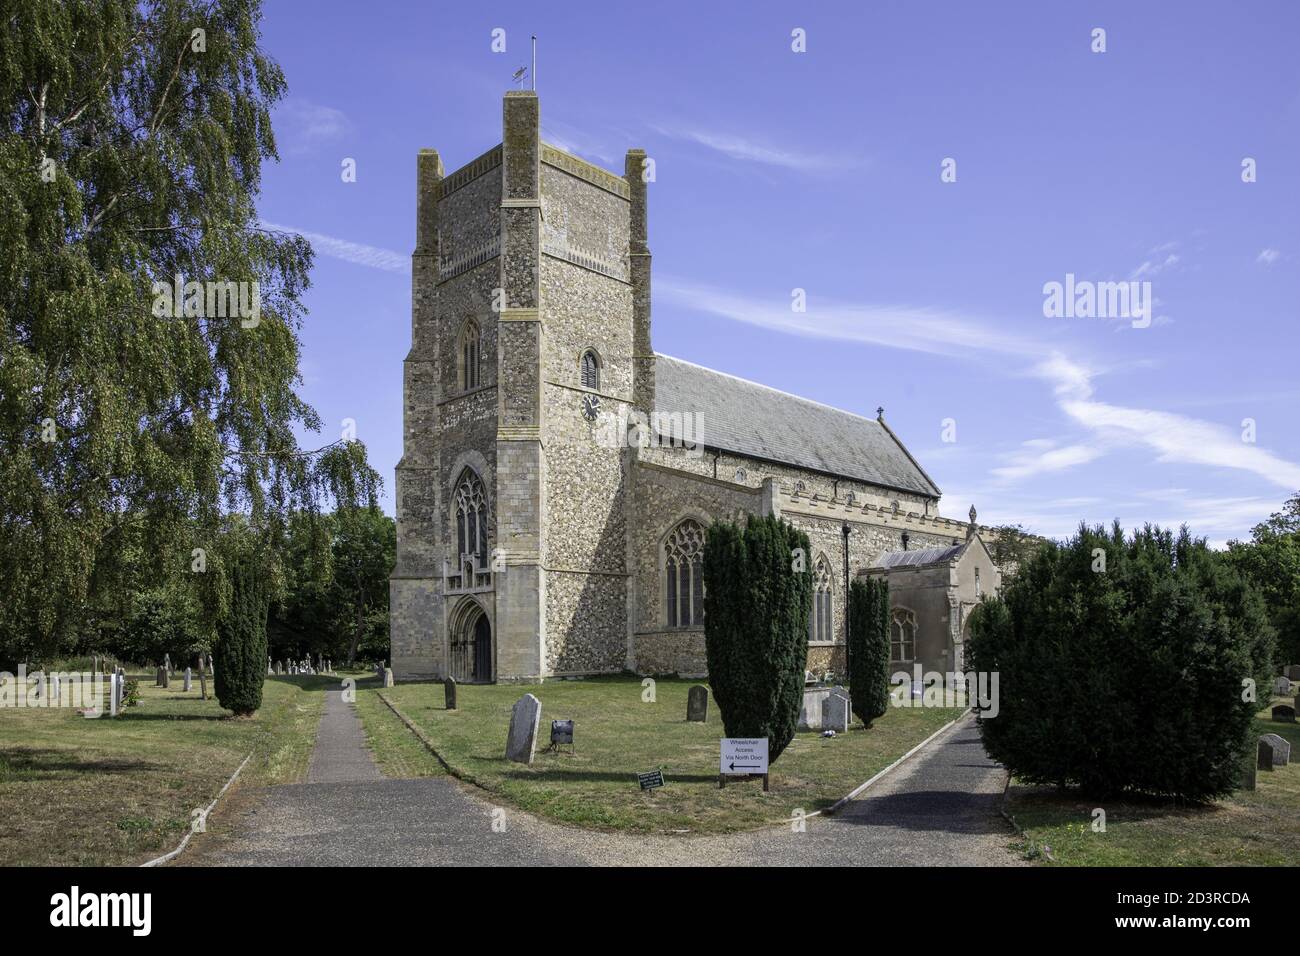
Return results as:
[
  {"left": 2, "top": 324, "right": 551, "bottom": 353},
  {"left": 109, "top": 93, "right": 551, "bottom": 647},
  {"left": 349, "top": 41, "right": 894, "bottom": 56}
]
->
[{"left": 180, "top": 691, "right": 1024, "bottom": 867}]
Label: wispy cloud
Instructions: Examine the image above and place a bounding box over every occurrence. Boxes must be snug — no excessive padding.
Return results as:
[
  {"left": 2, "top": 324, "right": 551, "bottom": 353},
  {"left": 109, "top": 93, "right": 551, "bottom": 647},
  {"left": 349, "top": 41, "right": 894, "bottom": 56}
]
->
[
  {"left": 991, "top": 439, "right": 1104, "bottom": 481},
  {"left": 275, "top": 100, "right": 353, "bottom": 155},
  {"left": 1257, "top": 247, "right": 1281, "bottom": 266},
  {"left": 1061, "top": 398, "right": 1300, "bottom": 490},
  {"left": 1130, "top": 250, "right": 1180, "bottom": 280},
  {"left": 650, "top": 125, "right": 854, "bottom": 172},
  {"left": 657, "top": 277, "right": 1038, "bottom": 361},
  {"left": 260, "top": 221, "right": 407, "bottom": 273},
  {"left": 659, "top": 276, "right": 1300, "bottom": 500}
]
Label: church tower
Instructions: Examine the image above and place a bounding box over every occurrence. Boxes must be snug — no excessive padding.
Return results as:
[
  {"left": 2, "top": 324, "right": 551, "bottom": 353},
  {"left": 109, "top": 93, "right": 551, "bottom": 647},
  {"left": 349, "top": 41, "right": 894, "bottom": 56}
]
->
[{"left": 390, "top": 92, "right": 651, "bottom": 682}]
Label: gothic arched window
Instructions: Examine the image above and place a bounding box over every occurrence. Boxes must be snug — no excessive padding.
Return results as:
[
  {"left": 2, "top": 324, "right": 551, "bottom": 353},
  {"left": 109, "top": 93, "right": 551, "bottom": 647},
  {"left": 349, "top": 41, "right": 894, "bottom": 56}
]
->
[
  {"left": 454, "top": 469, "right": 488, "bottom": 570},
  {"left": 580, "top": 349, "right": 600, "bottom": 390},
  {"left": 809, "top": 558, "right": 833, "bottom": 642},
  {"left": 664, "top": 519, "right": 705, "bottom": 628},
  {"left": 458, "top": 320, "right": 480, "bottom": 391},
  {"left": 890, "top": 607, "right": 917, "bottom": 662}
]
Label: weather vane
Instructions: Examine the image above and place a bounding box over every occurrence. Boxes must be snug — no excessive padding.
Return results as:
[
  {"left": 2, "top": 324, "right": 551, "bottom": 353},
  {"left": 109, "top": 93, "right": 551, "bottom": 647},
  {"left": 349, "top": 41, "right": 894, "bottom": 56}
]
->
[{"left": 511, "top": 37, "right": 538, "bottom": 91}]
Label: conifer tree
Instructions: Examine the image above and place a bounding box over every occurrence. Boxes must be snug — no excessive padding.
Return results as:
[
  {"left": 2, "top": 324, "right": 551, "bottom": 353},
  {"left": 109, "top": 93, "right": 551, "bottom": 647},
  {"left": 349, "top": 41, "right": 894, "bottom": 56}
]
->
[
  {"left": 848, "top": 577, "right": 890, "bottom": 728},
  {"left": 703, "top": 514, "right": 812, "bottom": 764}
]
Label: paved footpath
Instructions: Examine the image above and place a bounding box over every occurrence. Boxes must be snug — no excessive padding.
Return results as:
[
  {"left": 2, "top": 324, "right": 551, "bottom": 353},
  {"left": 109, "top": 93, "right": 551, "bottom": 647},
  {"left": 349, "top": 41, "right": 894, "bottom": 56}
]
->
[{"left": 180, "top": 691, "right": 1024, "bottom": 867}]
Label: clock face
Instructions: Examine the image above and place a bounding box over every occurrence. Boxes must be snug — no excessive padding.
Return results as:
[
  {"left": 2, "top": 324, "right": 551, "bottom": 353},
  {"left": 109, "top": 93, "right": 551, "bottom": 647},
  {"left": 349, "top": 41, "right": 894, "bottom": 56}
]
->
[{"left": 581, "top": 393, "right": 601, "bottom": 421}]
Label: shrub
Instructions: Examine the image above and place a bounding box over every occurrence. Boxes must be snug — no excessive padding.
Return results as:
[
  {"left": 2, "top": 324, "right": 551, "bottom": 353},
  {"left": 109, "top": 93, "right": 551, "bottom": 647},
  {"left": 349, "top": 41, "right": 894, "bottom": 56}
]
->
[
  {"left": 703, "top": 514, "right": 812, "bottom": 764},
  {"left": 214, "top": 554, "right": 269, "bottom": 717},
  {"left": 966, "top": 522, "right": 1273, "bottom": 800},
  {"left": 848, "top": 577, "right": 891, "bottom": 727}
]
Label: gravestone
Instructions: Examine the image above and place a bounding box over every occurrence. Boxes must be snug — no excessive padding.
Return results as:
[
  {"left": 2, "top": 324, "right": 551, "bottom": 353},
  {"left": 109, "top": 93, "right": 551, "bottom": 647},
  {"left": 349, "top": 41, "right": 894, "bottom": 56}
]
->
[
  {"left": 208, "top": 653, "right": 214, "bottom": 675},
  {"left": 1286, "top": 664, "right": 1300, "bottom": 681},
  {"left": 110, "top": 673, "right": 121, "bottom": 717},
  {"left": 183, "top": 667, "right": 192, "bottom": 692},
  {"left": 506, "top": 693, "right": 542, "bottom": 764},
  {"left": 687, "top": 685, "right": 709, "bottom": 722},
  {"left": 444, "top": 677, "right": 457, "bottom": 710},
  {"left": 164, "top": 653, "right": 172, "bottom": 676},
  {"left": 1272, "top": 704, "right": 1296, "bottom": 723},
  {"left": 267, "top": 658, "right": 273, "bottom": 676},
  {"left": 1259, "top": 733, "right": 1290, "bottom": 769},
  {"left": 376, "top": 662, "right": 385, "bottom": 680},
  {"left": 199, "top": 669, "right": 207, "bottom": 701},
  {"left": 155, "top": 667, "right": 164, "bottom": 687},
  {"left": 383, "top": 667, "right": 395, "bottom": 688},
  {"left": 824, "top": 691, "right": 851, "bottom": 732},
  {"left": 1274, "top": 677, "right": 1291, "bottom": 696}
]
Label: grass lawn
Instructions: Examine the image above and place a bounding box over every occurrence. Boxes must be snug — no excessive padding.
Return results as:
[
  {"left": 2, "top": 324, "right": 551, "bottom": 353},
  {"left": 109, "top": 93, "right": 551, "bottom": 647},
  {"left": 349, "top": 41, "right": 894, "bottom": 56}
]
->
[
  {"left": 353, "top": 676, "right": 446, "bottom": 779},
  {"left": 0, "top": 671, "right": 331, "bottom": 866},
  {"left": 361, "top": 676, "right": 963, "bottom": 834},
  {"left": 1005, "top": 700, "right": 1300, "bottom": 865}
]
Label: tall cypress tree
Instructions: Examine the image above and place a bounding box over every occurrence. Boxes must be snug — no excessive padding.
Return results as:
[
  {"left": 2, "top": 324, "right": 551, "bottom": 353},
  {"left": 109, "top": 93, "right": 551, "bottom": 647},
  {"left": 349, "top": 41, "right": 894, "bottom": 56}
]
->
[
  {"left": 703, "top": 514, "right": 811, "bottom": 764},
  {"left": 214, "top": 552, "right": 267, "bottom": 716},
  {"left": 848, "top": 577, "right": 890, "bottom": 728}
]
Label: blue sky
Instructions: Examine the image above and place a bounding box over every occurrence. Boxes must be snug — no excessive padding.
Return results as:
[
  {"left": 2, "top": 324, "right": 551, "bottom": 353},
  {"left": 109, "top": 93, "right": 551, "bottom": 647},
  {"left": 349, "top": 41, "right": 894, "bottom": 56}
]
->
[{"left": 255, "top": 0, "right": 1300, "bottom": 545}]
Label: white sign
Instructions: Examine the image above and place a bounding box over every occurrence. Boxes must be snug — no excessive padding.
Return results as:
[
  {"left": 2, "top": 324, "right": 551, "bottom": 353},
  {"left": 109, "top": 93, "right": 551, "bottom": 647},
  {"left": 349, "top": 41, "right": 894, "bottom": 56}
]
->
[{"left": 720, "top": 737, "right": 769, "bottom": 775}]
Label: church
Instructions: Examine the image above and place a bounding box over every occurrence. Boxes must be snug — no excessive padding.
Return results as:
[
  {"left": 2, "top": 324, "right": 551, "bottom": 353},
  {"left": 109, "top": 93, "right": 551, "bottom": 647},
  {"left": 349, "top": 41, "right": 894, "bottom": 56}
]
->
[{"left": 389, "top": 91, "right": 1001, "bottom": 684}]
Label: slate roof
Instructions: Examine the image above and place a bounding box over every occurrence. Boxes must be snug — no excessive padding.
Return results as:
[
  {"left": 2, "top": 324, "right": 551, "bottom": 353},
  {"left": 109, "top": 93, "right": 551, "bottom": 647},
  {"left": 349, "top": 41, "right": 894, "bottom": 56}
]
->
[
  {"left": 872, "top": 543, "right": 966, "bottom": 570},
  {"left": 653, "top": 354, "right": 942, "bottom": 497}
]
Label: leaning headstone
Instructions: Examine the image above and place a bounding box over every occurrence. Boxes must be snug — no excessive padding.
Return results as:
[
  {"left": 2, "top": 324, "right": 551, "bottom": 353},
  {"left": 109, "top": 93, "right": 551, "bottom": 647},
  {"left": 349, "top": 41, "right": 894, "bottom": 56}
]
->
[
  {"left": 444, "top": 677, "right": 458, "bottom": 710},
  {"left": 1259, "top": 733, "right": 1290, "bottom": 769},
  {"left": 686, "top": 685, "right": 708, "bottom": 722},
  {"left": 183, "top": 667, "right": 192, "bottom": 692},
  {"left": 505, "top": 693, "right": 542, "bottom": 764},
  {"left": 824, "top": 691, "right": 851, "bottom": 732},
  {"left": 1272, "top": 704, "right": 1296, "bottom": 723},
  {"left": 383, "top": 667, "right": 395, "bottom": 688}
]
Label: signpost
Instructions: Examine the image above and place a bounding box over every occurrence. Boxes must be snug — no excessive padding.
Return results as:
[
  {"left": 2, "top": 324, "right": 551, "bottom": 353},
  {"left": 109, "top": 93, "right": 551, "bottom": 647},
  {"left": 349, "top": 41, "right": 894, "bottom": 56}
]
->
[
  {"left": 720, "top": 737, "right": 770, "bottom": 792},
  {"left": 637, "top": 769, "right": 665, "bottom": 791}
]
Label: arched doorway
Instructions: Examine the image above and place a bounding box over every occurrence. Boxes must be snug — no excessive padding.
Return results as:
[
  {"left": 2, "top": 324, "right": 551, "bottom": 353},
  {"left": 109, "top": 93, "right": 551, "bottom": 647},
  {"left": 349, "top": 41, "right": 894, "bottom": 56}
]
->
[{"left": 448, "top": 600, "right": 493, "bottom": 683}]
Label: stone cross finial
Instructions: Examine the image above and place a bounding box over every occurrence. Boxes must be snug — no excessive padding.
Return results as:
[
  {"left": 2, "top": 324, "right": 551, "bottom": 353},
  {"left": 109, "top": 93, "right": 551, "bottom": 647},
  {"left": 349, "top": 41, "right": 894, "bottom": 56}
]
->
[
  {"left": 876, "top": 406, "right": 885, "bottom": 421},
  {"left": 967, "top": 505, "right": 978, "bottom": 540},
  {"left": 969, "top": 504, "right": 977, "bottom": 524}
]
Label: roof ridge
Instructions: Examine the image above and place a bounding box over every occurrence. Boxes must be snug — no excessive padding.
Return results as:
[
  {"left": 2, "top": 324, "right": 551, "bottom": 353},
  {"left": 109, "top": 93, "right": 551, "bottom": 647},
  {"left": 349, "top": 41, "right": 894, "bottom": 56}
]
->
[{"left": 655, "top": 353, "right": 885, "bottom": 428}]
